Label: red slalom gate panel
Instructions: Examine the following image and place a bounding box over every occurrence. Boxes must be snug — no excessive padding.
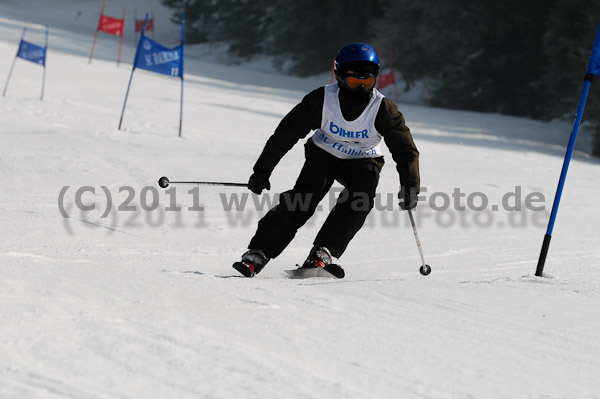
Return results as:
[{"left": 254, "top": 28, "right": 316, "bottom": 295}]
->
[
  {"left": 98, "top": 14, "right": 124, "bottom": 36},
  {"left": 135, "top": 18, "right": 154, "bottom": 33}
]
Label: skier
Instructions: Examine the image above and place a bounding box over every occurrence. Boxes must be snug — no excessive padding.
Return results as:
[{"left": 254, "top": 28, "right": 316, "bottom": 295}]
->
[{"left": 233, "top": 42, "right": 420, "bottom": 278}]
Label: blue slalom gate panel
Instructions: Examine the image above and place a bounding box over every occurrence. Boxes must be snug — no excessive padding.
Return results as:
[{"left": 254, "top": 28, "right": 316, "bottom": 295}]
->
[
  {"left": 134, "top": 37, "right": 183, "bottom": 77},
  {"left": 587, "top": 21, "right": 600, "bottom": 76},
  {"left": 17, "top": 40, "right": 47, "bottom": 66}
]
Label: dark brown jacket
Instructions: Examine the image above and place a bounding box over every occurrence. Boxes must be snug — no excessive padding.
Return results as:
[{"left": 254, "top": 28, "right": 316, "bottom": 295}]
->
[{"left": 253, "top": 85, "right": 420, "bottom": 188}]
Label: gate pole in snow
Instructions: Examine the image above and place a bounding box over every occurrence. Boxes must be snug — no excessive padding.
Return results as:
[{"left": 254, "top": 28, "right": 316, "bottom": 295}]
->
[
  {"left": 535, "top": 21, "right": 600, "bottom": 277},
  {"left": 2, "top": 28, "right": 26, "bottom": 97},
  {"left": 118, "top": 14, "right": 148, "bottom": 130},
  {"left": 179, "top": 13, "right": 185, "bottom": 137},
  {"left": 118, "top": 68, "right": 135, "bottom": 130},
  {"left": 117, "top": 6, "right": 125, "bottom": 67},
  {"left": 41, "top": 25, "right": 49, "bottom": 101},
  {"left": 89, "top": 2, "right": 105, "bottom": 63}
]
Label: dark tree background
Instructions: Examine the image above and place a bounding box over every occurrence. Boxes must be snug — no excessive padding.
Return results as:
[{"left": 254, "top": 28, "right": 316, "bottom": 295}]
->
[{"left": 161, "top": 0, "right": 600, "bottom": 155}]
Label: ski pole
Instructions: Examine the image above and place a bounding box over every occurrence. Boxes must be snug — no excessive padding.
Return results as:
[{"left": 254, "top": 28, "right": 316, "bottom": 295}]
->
[
  {"left": 158, "top": 176, "right": 246, "bottom": 189},
  {"left": 407, "top": 209, "right": 431, "bottom": 276}
]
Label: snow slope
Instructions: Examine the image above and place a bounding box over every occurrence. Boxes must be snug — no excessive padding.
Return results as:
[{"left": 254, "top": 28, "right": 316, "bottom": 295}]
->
[{"left": 1, "top": 2, "right": 600, "bottom": 398}]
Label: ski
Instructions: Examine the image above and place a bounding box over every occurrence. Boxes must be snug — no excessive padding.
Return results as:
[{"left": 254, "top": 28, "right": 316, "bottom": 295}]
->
[{"left": 285, "top": 264, "right": 345, "bottom": 279}]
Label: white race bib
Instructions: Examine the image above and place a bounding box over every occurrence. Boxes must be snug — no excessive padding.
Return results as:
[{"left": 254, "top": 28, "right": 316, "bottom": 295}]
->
[{"left": 311, "top": 83, "right": 384, "bottom": 159}]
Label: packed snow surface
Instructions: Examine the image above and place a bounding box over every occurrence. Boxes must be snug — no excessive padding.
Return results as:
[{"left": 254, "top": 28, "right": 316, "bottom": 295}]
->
[{"left": 1, "top": 1, "right": 600, "bottom": 398}]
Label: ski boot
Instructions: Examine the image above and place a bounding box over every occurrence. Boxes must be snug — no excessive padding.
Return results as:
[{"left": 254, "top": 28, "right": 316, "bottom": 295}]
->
[
  {"left": 301, "top": 246, "right": 333, "bottom": 269},
  {"left": 295, "top": 246, "right": 345, "bottom": 278},
  {"left": 232, "top": 249, "right": 270, "bottom": 278}
]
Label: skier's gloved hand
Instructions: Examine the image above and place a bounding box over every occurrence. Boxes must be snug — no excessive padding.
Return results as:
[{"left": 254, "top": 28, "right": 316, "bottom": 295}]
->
[
  {"left": 248, "top": 172, "right": 271, "bottom": 195},
  {"left": 399, "top": 186, "right": 419, "bottom": 210}
]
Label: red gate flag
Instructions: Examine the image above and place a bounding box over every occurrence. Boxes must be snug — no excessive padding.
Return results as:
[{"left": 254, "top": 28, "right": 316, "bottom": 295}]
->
[
  {"left": 135, "top": 18, "right": 154, "bottom": 33},
  {"left": 378, "top": 68, "right": 396, "bottom": 90},
  {"left": 330, "top": 58, "right": 335, "bottom": 83},
  {"left": 98, "top": 14, "right": 124, "bottom": 36},
  {"left": 89, "top": 4, "right": 126, "bottom": 65},
  {"left": 134, "top": 9, "right": 154, "bottom": 44}
]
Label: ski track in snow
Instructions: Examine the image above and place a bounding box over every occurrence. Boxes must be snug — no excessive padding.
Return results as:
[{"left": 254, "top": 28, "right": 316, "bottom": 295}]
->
[{"left": 1, "top": 1, "right": 600, "bottom": 398}]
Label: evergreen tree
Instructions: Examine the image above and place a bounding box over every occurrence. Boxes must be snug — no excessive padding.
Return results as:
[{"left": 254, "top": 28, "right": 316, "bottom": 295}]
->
[
  {"left": 161, "top": 0, "right": 600, "bottom": 154},
  {"left": 539, "top": 0, "right": 600, "bottom": 154},
  {"left": 161, "top": 0, "right": 383, "bottom": 75},
  {"left": 376, "top": 0, "right": 600, "bottom": 154},
  {"left": 160, "top": 0, "right": 219, "bottom": 43}
]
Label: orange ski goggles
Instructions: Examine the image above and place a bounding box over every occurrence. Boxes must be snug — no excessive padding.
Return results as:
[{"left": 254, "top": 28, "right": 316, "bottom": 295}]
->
[{"left": 344, "top": 72, "right": 377, "bottom": 90}]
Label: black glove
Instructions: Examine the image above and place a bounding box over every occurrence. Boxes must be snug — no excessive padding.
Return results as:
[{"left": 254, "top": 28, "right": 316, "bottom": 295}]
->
[
  {"left": 248, "top": 172, "right": 271, "bottom": 195},
  {"left": 398, "top": 186, "right": 419, "bottom": 210}
]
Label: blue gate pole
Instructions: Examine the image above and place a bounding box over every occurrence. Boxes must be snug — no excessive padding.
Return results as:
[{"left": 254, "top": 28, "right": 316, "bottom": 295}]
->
[
  {"left": 118, "top": 14, "right": 148, "bottom": 131},
  {"left": 3, "top": 28, "right": 26, "bottom": 98},
  {"left": 41, "top": 25, "right": 49, "bottom": 101},
  {"left": 535, "top": 78, "right": 592, "bottom": 276},
  {"left": 178, "top": 13, "right": 185, "bottom": 137},
  {"left": 118, "top": 68, "right": 136, "bottom": 130},
  {"left": 535, "top": 20, "right": 600, "bottom": 277}
]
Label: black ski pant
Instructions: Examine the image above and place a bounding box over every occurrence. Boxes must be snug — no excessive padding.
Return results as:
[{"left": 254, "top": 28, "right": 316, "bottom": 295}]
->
[{"left": 249, "top": 145, "right": 382, "bottom": 259}]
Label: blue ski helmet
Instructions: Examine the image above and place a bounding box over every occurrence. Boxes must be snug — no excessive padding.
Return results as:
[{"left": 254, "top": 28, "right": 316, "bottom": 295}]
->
[{"left": 334, "top": 42, "right": 381, "bottom": 75}]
